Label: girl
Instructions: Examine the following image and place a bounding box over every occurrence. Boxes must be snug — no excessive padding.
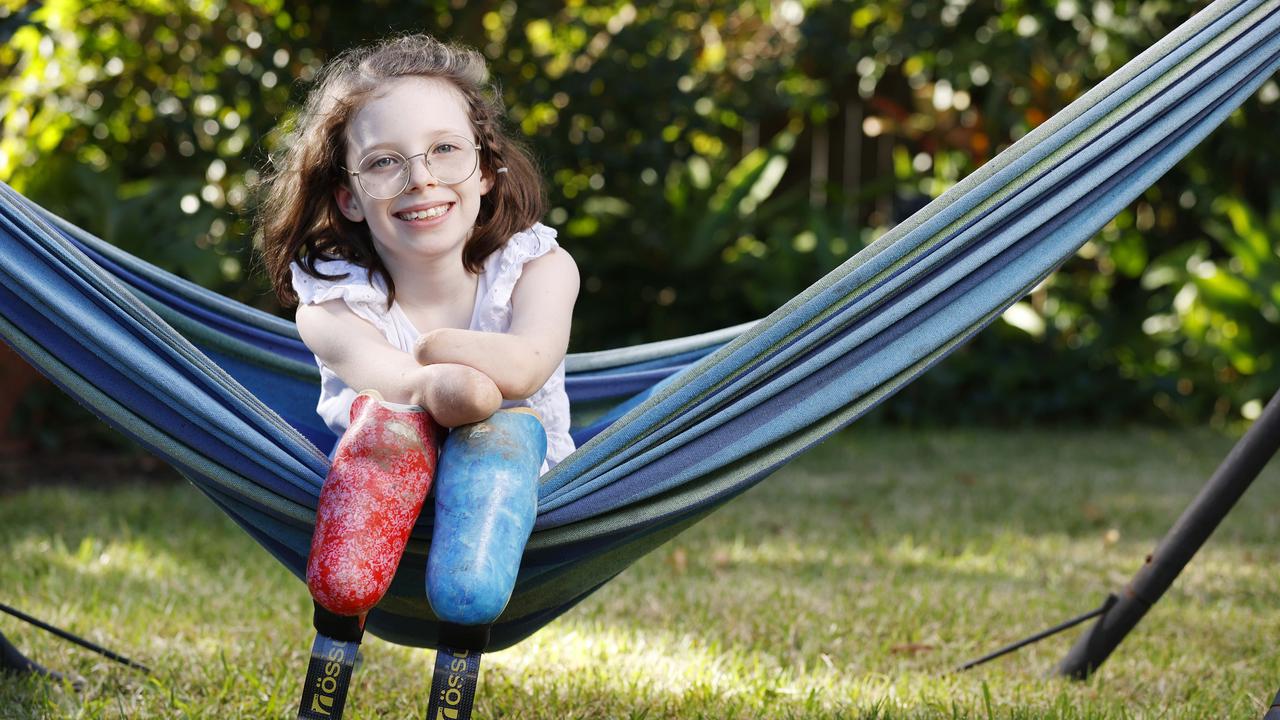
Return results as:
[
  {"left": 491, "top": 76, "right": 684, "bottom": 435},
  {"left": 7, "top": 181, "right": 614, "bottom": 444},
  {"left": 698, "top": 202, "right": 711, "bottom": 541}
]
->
[
  {"left": 259, "top": 34, "right": 578, "bottom": 468},
  {"left": 258, "top": 36, "right": 577, "bottom": 639}
]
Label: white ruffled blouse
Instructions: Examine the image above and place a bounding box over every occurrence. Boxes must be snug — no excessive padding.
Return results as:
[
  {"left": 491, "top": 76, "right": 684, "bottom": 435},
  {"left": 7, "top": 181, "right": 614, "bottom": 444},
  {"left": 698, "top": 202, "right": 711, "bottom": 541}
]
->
[{"left": 290, "top": 223, "right": 574, "bottom": 470}]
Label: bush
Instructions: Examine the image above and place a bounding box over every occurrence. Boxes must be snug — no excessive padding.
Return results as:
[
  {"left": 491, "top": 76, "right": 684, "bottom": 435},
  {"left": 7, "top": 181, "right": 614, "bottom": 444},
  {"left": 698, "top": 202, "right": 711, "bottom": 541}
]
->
[{"left": 2, "top": 0, "right": 1276, "bottom": 430}]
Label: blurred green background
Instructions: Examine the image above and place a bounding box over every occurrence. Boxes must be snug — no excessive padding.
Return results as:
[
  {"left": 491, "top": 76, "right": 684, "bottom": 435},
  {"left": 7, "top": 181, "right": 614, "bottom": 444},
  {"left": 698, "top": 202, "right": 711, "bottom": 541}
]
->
[{"left": 1, "top": 0, "right": 1277, "bottom": 452}]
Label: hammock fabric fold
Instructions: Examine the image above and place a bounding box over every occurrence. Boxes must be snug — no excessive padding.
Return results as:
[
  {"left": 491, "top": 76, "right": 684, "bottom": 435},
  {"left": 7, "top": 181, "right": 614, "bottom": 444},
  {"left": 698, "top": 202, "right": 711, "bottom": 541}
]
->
[{"left": 0, "top": 0, "right": 1276, "bottom": 651}]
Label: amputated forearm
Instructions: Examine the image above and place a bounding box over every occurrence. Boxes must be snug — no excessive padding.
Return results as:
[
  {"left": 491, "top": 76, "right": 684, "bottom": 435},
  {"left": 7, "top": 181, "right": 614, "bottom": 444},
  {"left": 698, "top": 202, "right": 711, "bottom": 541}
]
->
[{"left": 413, "top": 328, "right": 553, "bottom": 400}]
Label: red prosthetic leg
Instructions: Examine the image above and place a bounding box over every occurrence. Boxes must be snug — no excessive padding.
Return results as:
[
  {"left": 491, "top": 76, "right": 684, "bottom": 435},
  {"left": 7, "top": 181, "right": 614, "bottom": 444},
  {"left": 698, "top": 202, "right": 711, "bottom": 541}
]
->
[
  {"left": 307, "top": 391, "right": 443, "bottom": 617},
  {"left": 297, "top": 391, "right": 441, "bottom": 720}
]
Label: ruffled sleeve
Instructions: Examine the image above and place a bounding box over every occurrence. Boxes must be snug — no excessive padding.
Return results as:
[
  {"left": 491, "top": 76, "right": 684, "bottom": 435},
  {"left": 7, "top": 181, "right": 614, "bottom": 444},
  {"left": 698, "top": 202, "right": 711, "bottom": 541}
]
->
[
  {"left": 472, "top": 223, "right": 560, "bottom": 333},
  {"left": 290, "top": 259, "right": 403, "bottom": 339}
]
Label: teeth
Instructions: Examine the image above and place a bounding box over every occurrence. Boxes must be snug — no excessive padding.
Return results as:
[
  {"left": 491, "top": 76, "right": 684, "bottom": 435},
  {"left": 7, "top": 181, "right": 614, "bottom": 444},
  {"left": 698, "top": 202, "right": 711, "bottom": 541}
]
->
[{"left": 397, "top": 205, "right": 449, "bottom": 221}]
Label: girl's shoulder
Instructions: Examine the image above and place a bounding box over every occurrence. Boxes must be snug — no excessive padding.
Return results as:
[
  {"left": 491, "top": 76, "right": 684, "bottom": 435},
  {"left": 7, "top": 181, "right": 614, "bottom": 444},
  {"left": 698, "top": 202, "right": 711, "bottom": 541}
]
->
[
  {"left": 289, "top": 258, "right": 388, "bottom": 308},
  {"left": 486, "top": 222, "right": 560, "bottom": 272},
  {"left": 472, "top": 223, "right": 563, "bottom": 332}
]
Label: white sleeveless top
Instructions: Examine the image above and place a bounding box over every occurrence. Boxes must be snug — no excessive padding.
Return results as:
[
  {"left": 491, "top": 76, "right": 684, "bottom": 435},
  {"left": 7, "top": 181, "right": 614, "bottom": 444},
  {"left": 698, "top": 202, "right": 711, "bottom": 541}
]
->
[{"left": 290, "top": 223, "right": 574, "bottom": 470}]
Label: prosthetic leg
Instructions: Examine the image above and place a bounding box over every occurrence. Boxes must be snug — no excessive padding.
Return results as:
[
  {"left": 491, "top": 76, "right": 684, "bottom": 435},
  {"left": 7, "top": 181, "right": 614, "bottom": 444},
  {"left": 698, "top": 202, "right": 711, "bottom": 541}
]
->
[
  {"left": 296, "top": 391, "right": 441, "bottom": 720},
  {"left": 425, "top": 408, "right": 546, "bottom": 720}
]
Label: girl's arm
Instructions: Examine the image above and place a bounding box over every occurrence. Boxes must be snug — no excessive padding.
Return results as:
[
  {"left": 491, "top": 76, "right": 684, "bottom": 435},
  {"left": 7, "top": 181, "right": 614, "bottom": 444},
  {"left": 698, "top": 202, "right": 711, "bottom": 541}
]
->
[
  {"left": 414, "top": 247, "right": 580, "bottom": 400},
  {"left": 296, "top": 301, "right": 502, "bottom": 427}
]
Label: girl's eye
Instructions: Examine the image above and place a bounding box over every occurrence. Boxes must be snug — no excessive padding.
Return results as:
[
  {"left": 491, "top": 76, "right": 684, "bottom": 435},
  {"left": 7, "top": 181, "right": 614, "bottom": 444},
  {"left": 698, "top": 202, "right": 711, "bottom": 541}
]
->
[
  {"left": 432, "top": 143, "right": 458, "bottom": 156},
  {"left": 365, "top": 155, "right": 401, "bottom": 171}
]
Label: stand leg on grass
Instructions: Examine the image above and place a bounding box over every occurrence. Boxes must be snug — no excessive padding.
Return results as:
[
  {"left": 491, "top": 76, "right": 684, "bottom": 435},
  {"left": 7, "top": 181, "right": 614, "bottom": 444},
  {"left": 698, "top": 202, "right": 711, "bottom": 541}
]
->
[
  {"left": 0, "top": 629, "right": 60, "bottom": 682},
  {"left": 1054, "top": 391, "right": 1280, "bottom": 682},
  {"left": 0, "top": 610, "right": 120, "bottom": 690}
]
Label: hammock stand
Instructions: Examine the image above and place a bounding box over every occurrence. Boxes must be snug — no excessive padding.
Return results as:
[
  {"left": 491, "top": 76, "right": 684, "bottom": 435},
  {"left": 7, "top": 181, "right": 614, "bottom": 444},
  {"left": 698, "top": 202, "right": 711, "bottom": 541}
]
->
[
  {"left": 1054, "top": 390, "right": 1280, "bottom": 678},
  {"left": 957, "top": 390, "right": 1280, "bottom": 683}
]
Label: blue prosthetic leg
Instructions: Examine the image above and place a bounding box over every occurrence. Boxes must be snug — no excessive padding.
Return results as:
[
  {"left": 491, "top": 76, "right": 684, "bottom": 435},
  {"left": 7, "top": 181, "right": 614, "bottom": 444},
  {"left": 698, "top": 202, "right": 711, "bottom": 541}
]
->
[
  {"left": 426, "top": 408, "right": 547, "bottom": 626},
  {"left": 425, "top": 409, "right": 546, "bottom": 720}
]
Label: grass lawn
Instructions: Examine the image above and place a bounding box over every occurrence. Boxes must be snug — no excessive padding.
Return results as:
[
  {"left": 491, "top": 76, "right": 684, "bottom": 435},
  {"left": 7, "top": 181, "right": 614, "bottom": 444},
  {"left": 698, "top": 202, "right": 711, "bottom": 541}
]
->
[{"left": 2, "top": 426, "right": 1278, "bottom": 718}]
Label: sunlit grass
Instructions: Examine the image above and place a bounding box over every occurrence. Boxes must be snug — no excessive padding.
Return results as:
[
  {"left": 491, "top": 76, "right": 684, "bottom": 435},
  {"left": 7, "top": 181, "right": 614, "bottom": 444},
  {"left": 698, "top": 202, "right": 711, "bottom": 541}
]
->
[{"left": 2, "top": 426, "right": 1278, "bottom": 718}]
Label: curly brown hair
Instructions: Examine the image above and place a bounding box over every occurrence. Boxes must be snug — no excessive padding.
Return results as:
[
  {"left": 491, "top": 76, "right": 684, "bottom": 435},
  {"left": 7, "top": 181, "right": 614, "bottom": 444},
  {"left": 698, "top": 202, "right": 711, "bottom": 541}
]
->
[{"left": 258, "top": 34, "right": 545, "bottom": 307}]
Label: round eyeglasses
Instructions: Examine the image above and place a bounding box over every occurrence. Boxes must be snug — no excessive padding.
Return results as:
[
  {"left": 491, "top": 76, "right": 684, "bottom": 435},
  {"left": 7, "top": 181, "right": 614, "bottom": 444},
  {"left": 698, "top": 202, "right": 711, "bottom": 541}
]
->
[{"left": 347, "top": 136, "right": 481, "bottom": 199}]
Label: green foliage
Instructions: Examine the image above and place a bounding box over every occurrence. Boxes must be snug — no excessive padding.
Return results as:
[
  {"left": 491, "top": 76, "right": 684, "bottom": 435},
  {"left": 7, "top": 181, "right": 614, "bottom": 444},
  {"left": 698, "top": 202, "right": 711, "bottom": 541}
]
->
[
  {"left": 0, "top": 0, "right": 294, "bottom": 303},
  {"left": 1, "top": 0, "right": 1277, "bottom": 425}
]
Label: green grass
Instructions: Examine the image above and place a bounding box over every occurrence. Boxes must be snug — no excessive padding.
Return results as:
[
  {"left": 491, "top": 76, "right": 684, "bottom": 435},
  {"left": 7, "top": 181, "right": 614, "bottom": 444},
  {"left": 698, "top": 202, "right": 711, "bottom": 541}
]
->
[{"left": 2, "top": 426, "right": 1279, "bottom": 718}]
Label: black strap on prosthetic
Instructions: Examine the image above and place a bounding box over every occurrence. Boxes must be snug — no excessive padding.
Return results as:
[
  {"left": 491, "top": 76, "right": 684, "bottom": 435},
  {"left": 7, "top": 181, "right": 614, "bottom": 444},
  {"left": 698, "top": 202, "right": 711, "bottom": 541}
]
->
[
  {"left": 425, "top": 623, "right": 489, "bottom": 720},
  {"left": 296, "top": 603, "right": 365, "bottom": 720}
]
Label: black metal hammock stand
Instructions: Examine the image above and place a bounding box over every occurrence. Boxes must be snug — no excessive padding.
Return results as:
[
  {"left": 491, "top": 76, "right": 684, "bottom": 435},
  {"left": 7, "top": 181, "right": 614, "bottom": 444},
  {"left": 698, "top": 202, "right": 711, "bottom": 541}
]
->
[{"left": 957, "top": 390, "right": 1280, "bottom": 717}]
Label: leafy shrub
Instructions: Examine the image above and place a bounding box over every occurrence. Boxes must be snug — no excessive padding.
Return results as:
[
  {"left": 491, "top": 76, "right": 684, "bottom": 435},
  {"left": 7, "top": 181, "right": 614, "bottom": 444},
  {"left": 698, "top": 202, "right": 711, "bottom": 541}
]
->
[{"left": 2, "top": 0, "right": 1276, "bottom": 432}]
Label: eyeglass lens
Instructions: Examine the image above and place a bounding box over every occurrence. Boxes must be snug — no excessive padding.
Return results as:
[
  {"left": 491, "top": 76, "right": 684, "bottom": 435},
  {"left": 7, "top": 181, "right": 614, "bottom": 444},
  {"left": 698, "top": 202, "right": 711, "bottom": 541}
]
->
[{"left": 356, "top": 137, "right": 478, "bottom": 198}]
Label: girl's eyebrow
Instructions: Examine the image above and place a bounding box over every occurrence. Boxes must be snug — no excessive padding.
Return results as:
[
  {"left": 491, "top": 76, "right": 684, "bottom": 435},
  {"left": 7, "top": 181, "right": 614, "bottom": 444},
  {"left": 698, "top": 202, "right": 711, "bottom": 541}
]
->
[
  {"left": 354, "top": 141, "right": 398, "bottom": 156},
  {"left": 354, "top": 130, "right": 477, "bottom": 156}
]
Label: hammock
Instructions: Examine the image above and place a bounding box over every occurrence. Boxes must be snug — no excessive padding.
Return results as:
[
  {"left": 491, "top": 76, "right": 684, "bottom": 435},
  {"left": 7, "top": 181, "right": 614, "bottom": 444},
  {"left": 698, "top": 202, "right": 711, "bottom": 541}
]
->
[{"left": 1, "top": 0, "right": 1277, "bottom": 653}]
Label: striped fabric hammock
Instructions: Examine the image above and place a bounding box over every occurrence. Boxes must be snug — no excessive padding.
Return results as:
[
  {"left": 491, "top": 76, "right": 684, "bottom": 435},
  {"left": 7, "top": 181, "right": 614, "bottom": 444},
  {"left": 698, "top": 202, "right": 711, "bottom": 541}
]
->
[{"left": 0, "top": 0, "right": 1276, "bottom": 653}]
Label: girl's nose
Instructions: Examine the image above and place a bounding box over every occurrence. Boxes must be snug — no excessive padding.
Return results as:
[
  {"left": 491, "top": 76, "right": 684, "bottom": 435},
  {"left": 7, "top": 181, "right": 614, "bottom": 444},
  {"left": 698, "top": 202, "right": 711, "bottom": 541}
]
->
[{"left": 404, "top": 153, "right": 439, "bottom": 191}]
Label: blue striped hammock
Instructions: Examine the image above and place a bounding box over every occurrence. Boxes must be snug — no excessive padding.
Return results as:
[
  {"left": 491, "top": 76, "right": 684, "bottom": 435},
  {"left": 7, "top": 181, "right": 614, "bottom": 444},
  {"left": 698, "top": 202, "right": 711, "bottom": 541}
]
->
[{"left": 0, "top": 0, "right": 1276, "bottom": 652}]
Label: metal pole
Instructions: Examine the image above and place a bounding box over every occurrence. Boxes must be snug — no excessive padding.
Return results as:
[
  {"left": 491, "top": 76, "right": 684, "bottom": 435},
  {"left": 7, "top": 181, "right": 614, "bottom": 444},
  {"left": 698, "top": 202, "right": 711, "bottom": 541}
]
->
[
  {"left": 1056, "top": 391, "right": 1280, "bottom": 679},
  {"left": 0, "top": 603, "right": 150, "bottom": 673},
  {"left": 956, "top": 595, "right": 1115, "bottom": 672}
]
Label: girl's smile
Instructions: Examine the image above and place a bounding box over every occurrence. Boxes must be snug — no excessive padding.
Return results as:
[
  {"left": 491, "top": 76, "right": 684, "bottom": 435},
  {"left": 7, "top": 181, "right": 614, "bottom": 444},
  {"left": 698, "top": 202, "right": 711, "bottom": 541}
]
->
[{"left": 394, "top": 201, "right": 454, "bottom": 223}]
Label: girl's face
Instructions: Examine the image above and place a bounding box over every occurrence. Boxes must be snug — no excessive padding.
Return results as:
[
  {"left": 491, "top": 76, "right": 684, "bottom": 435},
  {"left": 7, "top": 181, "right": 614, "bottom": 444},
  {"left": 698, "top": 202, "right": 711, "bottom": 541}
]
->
[{"left": 335, "top": 76, "right": 492, "bottom": 271}]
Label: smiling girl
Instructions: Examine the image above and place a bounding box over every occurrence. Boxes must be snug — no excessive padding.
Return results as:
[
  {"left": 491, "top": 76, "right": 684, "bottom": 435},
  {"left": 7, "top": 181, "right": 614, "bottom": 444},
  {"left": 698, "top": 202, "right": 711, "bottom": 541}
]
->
[
  {"left": 258, "top": 36, "right": 577, "bottom": 635},
  {"left": 260, "top": 35, "right": 577, "bottom": 463}
]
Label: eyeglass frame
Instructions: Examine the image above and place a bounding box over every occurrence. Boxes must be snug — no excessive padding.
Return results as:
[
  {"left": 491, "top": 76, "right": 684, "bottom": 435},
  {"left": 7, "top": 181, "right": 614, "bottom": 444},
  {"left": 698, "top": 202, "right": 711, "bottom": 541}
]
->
[{"left": 343, "top": 136, "right": 484, "bottom": 200}]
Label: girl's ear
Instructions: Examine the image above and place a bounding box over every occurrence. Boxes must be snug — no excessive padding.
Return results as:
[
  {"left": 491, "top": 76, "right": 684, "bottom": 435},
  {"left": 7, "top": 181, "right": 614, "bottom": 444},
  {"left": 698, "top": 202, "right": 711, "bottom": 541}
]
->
[
  {"left": 334, "top": 185, "right": 365, "bottom": 222},
  {"left": 479, "top": 169, "right": 494, "bottom": 196}
]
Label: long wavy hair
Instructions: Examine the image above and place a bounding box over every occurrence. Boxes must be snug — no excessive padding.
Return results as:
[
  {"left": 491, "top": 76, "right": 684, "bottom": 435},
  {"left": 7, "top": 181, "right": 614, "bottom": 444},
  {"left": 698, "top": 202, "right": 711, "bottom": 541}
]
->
[{"left": 258, "top": 34, "right": 545, "bottom": 307}]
